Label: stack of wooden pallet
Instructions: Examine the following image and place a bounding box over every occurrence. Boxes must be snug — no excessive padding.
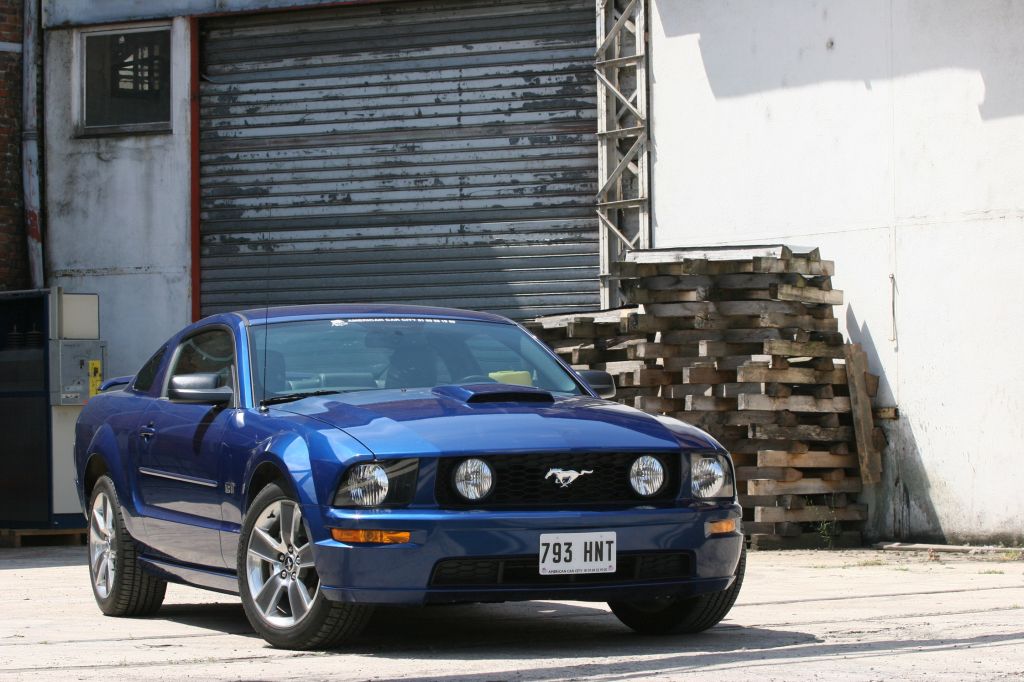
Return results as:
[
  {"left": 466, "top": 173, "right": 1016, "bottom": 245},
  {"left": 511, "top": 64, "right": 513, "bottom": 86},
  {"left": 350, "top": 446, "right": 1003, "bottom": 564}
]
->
[{"left": 525, "top": 246, "right": 886, "bottom": 549}]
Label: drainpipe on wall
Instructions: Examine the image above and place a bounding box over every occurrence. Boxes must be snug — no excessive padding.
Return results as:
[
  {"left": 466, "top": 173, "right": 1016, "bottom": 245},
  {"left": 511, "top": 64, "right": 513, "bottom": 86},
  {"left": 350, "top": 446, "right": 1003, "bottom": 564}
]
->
[{"left": 22, "top": 0, "right": 44, "bottom": 289}]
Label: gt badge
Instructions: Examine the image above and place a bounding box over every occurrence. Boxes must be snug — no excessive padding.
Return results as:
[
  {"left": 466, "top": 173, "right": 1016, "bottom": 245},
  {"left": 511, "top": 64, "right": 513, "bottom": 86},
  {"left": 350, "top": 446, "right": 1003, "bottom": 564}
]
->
[{"left": 545, "top": 468, "right": 594, "bottom": 488}]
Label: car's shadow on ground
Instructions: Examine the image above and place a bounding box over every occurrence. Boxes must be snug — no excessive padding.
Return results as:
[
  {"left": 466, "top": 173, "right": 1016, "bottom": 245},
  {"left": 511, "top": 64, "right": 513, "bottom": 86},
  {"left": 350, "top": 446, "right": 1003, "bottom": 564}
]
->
[
  {"left": 152, "top": 598, "right": 819, "bottom": 657},
  {"left": 148, "top": 597, "right": 1024, "bottom": 681}
]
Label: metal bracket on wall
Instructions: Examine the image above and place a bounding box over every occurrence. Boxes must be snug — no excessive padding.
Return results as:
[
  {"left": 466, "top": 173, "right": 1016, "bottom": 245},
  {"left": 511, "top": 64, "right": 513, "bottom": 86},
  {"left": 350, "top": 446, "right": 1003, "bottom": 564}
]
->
[{"left": 596, "top": 0, "right": 650, "bottom": 308}]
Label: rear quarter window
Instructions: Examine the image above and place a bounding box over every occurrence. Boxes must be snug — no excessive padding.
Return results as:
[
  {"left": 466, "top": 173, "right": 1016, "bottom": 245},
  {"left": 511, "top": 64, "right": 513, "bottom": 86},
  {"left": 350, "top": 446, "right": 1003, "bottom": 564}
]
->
[{"left": 132, "top": 346, "right": 166, "bottom": 392}]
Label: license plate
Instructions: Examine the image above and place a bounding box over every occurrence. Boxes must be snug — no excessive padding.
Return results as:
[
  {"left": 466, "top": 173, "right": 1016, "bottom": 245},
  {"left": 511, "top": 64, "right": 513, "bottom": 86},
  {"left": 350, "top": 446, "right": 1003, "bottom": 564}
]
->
[{"left": 539, "top": 532, "right": 616, "bottom": 575}]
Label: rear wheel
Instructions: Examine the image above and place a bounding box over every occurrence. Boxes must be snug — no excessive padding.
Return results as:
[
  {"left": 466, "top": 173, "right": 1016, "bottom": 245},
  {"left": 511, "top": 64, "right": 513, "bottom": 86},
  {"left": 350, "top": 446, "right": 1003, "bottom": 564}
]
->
[
  {"left": 87, "top": 475, "right": 166, "bottom": 616},
  {"left": 610, "top": 547, "right": 746, "bottom": 635},
  {"left": 238, "top": 483, "right": 373, "bottom": 649}
]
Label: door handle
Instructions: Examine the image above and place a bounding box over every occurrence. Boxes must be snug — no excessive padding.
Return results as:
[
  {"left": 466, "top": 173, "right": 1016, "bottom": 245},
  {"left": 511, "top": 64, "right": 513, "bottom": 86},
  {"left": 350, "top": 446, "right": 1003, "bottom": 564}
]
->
[{"left": 139, "top": 423, "right": 156, "bottom": 441}]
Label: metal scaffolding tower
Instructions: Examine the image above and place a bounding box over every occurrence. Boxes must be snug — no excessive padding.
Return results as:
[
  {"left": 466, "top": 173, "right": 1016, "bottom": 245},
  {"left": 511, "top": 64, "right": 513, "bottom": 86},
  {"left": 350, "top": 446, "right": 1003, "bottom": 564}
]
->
[{"left": 596, "top": 0, "right": 649, "bottom": 308}]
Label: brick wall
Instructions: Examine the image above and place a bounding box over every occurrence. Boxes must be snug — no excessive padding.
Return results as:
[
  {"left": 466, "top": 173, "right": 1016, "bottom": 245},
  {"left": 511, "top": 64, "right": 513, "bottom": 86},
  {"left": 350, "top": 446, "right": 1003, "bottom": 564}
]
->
[{"left": 0, "top": 0, "right": 26, "bottom": 291}]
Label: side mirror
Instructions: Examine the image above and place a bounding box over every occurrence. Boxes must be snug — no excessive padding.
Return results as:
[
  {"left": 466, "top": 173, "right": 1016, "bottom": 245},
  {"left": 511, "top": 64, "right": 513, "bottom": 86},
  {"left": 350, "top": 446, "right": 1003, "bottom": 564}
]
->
[
  {"left": 169, "top": 373, "right": 233, "bottom": 404},
  {"left": 578, "top": 369, "right": 616, "bottom": 399}
]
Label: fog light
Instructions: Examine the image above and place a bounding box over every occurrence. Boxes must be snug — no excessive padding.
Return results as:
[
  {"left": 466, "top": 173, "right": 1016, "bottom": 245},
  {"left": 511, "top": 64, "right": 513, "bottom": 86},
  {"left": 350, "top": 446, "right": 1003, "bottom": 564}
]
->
[
  {"left": 629, "top": 455, "right": 665, "bottom": 496},
  {"left": 706, "top": 519, "right": 737, "bottom": 535},
  {"left": 331, "top": 529, "right": 411, "bottom": 544},
  {"left": 454, "top": 458, "right": 494, "bottom": 501}
]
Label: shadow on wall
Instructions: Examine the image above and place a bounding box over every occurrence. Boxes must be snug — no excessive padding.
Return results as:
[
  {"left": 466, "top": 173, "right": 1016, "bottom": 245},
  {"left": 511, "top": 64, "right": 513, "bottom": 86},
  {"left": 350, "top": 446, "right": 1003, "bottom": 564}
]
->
[
  {"left": 654, "top": 0, "right": 1024, "bottom": 120},
  {"left": 846, "top": 305, "right": 944, "bottom": 543}
]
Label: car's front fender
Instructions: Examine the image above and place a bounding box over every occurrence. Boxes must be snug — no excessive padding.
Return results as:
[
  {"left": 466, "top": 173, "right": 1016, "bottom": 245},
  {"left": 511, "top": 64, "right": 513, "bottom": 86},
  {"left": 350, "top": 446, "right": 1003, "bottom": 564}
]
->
[{"left": 242, "top": 423, "right": 374, "bottom": 513}]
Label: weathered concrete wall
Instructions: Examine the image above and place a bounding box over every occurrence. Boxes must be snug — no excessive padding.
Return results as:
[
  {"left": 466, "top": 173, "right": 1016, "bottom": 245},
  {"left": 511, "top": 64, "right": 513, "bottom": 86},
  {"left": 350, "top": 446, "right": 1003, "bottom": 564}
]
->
[
  {"left": 650, "top": 0, "right": 1024, "bottom": 544},
  {"left": 0, "top": 0, "right": 27, "bottom": 290},
  {"left": 44, "top": 18, "right": 192, "bottom": 377}
]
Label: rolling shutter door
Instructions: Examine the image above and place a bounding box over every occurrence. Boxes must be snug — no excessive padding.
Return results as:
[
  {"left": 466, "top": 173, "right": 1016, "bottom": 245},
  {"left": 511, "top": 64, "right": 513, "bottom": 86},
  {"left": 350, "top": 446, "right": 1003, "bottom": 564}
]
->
[{"left": 199, "top": 0, "right": 598, "bottom": 319}]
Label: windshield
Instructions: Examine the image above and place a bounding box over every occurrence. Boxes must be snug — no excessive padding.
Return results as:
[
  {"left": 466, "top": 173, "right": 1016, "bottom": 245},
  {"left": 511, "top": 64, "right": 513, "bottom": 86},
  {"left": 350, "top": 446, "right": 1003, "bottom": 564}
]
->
[{"left": 248, "top": 317, "right": 583, "bottom": 402}]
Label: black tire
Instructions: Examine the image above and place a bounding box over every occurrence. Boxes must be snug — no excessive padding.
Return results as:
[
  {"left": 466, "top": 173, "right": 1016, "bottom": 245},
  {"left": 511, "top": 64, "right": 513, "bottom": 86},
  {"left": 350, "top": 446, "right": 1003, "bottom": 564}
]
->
[
  {"left": 87, "top": 475, "right": 167, "bottom": 616},
  {"left": 237, "top": 482, "right": 374, "bottom": 650},
  {"left": 610, "top": 546, "right": 746, "bottom": 635}
]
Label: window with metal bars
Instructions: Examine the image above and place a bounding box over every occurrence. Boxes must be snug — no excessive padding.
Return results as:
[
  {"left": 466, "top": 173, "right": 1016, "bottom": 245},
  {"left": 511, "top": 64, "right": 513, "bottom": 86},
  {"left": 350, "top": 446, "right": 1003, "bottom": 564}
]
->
[{"left": 82, "top": 27, "right": 171, "bottom": 134}]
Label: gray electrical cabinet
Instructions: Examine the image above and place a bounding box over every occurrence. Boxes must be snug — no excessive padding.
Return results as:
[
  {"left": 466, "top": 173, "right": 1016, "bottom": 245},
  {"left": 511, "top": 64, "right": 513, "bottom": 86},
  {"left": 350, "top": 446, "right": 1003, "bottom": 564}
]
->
[{"left": 0, "top": 289, "right": 105, "bottom": 529}]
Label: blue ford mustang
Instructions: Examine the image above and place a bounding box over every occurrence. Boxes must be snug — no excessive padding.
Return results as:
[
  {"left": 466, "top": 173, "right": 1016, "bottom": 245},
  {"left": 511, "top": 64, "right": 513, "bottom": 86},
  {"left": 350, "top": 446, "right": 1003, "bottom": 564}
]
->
[{"left": 75, "top": 304, "right": 744, "bottom": 649}]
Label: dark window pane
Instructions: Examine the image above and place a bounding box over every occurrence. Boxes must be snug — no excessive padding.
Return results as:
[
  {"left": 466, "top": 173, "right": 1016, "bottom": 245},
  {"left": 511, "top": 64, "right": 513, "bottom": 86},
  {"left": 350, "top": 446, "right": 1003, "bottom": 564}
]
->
[
  {"left": 85, "top": 30, "right": 171, "bottom": 129},
  {"left": 132, "top": 346, "right": 166, "bottom": 392}
]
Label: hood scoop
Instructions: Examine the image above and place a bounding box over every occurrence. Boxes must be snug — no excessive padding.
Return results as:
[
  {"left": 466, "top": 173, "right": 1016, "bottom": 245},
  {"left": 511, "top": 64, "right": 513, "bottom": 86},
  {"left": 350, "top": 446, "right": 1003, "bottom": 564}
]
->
[{"left": 432, "top": 383, "right": 555, "bottom": 405}]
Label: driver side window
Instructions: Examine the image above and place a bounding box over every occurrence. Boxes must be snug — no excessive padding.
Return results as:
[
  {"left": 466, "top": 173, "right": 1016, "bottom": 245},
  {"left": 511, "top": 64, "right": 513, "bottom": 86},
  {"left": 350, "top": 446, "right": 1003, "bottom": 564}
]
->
[{"left": 168, "top": 329, "right": 236, "bottom": 394}]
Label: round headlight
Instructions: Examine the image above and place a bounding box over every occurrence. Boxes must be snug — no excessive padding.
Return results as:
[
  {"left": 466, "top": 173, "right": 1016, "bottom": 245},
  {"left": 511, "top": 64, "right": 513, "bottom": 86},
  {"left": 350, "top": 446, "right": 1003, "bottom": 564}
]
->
[
  {"left": 344, "top": 463, "right": 389, "bottom": 507},
  {"left": 629, "top": 455, "right": 665, "bottom": 496},
  {"left": 692, "top": 457, "right": 726, "bottom": 498},
  {"left": 454, "top": 458, "right": 494, "bottom": 501}
]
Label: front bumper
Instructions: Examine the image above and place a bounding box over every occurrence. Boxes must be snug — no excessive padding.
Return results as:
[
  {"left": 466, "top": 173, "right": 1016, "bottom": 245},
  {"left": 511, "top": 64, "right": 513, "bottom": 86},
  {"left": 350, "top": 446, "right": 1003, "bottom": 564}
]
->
[{"left": 306, "top": 503, "right": 743, "bottom": 605}]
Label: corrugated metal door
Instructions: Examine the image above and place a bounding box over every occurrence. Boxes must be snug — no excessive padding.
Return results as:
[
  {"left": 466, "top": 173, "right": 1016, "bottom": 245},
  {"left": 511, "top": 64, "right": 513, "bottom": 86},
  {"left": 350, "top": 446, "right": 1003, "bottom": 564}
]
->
[{"left": 198, "top": 0, "right": 598, "bottom": 319}]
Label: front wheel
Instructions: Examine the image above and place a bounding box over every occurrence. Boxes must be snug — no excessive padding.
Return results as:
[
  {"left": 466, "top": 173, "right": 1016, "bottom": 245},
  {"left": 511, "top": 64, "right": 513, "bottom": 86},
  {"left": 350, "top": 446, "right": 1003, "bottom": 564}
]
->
[
  {"left": 610, "top": 546, "right": 746, "bottom": 635},
  {"left": 238, "top": 483, "right": 373, "bottom": 649}
]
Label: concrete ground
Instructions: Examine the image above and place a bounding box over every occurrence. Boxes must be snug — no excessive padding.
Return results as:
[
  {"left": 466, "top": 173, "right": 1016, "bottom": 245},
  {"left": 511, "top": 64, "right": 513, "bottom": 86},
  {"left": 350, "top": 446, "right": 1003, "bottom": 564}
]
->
[{"left": 0, "top": 546, "right": 1022, "bottom": 681}]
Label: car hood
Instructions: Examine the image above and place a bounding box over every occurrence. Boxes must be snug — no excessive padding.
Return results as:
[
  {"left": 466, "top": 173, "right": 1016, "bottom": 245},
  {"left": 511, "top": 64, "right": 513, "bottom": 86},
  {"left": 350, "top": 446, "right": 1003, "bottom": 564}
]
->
[{"left": 272, "top": 384, "right": 721, "bottom": 457}]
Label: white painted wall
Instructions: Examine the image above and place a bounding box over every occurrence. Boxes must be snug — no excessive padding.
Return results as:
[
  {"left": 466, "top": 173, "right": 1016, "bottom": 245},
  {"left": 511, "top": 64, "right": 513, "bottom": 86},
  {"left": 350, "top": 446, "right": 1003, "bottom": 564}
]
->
[
  {"left": 650, "top": 0, "right": 1024, "bottom": 544},
  {"left": 44, "top": 18, "right": 192, "bottom": 378}
]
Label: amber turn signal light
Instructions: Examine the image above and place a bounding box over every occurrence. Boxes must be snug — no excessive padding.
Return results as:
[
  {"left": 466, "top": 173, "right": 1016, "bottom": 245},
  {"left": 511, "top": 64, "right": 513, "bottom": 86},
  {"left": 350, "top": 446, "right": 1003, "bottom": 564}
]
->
[
  {"left": 330, "top": 528, "right": 411, "bottom": 544},
  {"left": 706, "top": 519, "right": 737, "bottom": 535}
]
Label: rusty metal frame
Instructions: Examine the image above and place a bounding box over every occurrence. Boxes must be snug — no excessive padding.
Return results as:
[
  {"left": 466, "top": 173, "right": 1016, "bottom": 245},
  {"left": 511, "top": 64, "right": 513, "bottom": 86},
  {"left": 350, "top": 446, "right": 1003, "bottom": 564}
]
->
[{"left": 595, "top": 0, "right": 649, "bottom": 307}]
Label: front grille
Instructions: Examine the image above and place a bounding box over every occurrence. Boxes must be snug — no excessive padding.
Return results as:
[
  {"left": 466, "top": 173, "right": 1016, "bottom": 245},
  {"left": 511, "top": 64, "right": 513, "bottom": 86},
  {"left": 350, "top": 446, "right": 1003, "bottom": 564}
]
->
[
  {"left": 434, "top": 452, "right": 680, "bottom": 508},
  {"left": 430, "top": 552, "right": 693, "bottom": 588}
]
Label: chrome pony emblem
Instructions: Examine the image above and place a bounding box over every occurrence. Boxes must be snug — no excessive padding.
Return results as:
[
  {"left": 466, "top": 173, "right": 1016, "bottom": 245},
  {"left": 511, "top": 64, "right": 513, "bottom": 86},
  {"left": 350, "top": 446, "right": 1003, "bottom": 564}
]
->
[{"left": 545, "top": 468, "right": 594, "bottom": 488}]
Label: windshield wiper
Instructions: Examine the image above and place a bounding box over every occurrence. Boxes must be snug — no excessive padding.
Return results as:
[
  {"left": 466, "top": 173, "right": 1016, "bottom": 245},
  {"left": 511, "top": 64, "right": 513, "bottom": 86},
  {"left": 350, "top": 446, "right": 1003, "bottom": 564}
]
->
[{"left": 260, "top": 390, "right": 342, "bottom": 407}]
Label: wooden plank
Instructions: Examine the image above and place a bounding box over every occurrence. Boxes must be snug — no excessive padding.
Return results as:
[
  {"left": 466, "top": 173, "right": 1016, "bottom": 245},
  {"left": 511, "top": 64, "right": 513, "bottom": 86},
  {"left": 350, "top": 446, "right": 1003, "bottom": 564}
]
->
[
  {"left": 844, "top": 343, "right": 882, "bottom": 484},
  {"left": 865, "top": 373, "right": 879, "bottom": 398},
  {"left": 663, "top": 384, "right": 713, "bottom": 399},
  {"left": 747, "top": 477, "right": 862, "bottom": 496},
  {"left": 736, "top": 366, "right": 848, "bottom": 386},
  {"left": 0, "top": 528, "right": 87, "bottom": 548},
  {"left": 705, "top": 355, "right": 774, "bottom": 371},
  {"left": 873, "top": 406, "right": 898, "bottom": 420},
  {"left": 741, "top": 495, "right": 814, "bottom": 511},
  {"left": 750, "top": 424, "right": 854, "bottom": 441},
  {"left": 633, "top": 395, "right": 683, "bottom": 413},
  {"left": 625, "top": 288, "right": 711, "bottom": 304},
  {"left": 771, "top": 283, "right": 844, "bottom": 305},
  {"left": 627, "top": 342, "right": 699, "bottom": 359},
  {"left": 635, "top": 274, "right": 714, "bottom": 290},
  {"left": 763, "top": 339, "right": 846, "bottom": 359},
  {"left": 645, "top": 302, "right": 718, "bottom": 317},
  {"left": 742, "top": 521, "right": 802, "bottom": 537},
  {"left": 699, "top": 341, "right": 765, "bottom": 357},
  {"left": 738, "top": 394, "right": 851, "bottom": 413},
  {"left": 712, "top": 382, "right": 765, "bottom": 398},
  {"left": 736, "top": 466, "right": 803, "bottom": 482},
  {"left": 749, "top": 531, "right": 862, "bottom": 550},
  {"left": 752, "top": 257, "right": 835, "bottom": 276},
  {"left": 684, "top": 396, "right": 737, "bottom": 412},
  {"left": 682, "top": 366, "right": 736, "bottom": 384},
  {"left": 757, "top": 450, "right": 859, "bottom": 468},
  {"left": 660, "top": 329, "right": 726, "bottom": 344},
  {"left": 629, "top": 368, "right": 678, "bottom": 386},
  {"left": 715, "top": 300, "right": 809, "bottom": 316},
  {"left": 626, "top": 245, "right": 807, "bottom": 263},
  {"left": 753, "top": 501, "right": 864, "bottom": 522}
]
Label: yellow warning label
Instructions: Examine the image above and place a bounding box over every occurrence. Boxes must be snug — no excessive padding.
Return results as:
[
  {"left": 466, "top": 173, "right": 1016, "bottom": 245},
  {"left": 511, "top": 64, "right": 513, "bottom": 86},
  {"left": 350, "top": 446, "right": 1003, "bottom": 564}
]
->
[{"left": 88, "top": 359, "right": 102, "bottom": 398}]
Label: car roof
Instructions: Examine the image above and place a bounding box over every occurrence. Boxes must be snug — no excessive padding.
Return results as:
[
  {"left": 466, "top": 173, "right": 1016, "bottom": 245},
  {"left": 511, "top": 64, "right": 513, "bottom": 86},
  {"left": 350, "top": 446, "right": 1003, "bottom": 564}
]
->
[{"left": 233, "top": 304, "right": 514, "bottom": 326}]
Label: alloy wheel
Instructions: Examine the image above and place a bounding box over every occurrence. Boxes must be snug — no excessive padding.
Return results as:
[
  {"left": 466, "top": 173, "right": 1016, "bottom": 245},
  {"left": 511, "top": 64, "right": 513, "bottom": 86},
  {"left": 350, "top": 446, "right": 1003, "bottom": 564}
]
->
[
  {"left": 89, "top": 490, "right": 116, "bottom": 599},
  {"left": 244, "top": 499, "right": 319, "bottom": 628}
]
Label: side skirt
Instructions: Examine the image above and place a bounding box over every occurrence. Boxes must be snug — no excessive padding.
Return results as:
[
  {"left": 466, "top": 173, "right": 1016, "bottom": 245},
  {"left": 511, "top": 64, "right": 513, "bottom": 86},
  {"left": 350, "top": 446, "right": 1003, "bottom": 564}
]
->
[{"left": 139, "top": 556, "right": 239, "bottom": 596}]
